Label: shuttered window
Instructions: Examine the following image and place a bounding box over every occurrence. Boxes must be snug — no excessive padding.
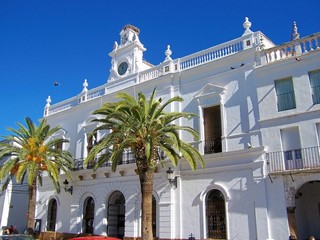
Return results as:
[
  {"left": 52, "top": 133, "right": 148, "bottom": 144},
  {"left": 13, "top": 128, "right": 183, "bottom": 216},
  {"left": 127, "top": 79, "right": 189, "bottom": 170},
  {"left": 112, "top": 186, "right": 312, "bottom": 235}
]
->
[
  {"left": 275, "top": 77, "right": 296, "bottom": 111},
  {"left": 309, "top": 69, "right": 320, "bottom": 105}
]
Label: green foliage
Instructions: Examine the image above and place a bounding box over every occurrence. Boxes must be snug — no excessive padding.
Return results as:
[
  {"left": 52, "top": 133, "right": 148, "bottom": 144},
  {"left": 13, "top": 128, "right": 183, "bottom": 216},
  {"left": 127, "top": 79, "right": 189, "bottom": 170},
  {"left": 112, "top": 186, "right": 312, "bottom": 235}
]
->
[
  {"left": 85, "top": 88, "right": 204, "bottom": 172},
  {"left": 0, "top": 117, "right": 74, "bottom": 193}
]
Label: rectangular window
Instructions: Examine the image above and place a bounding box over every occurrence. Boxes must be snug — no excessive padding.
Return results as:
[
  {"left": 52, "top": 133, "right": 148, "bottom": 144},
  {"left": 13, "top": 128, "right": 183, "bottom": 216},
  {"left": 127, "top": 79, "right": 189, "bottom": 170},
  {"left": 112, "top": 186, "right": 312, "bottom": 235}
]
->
[
  {"left": 275, "top": 77, "right": 296, "bottom": 111},
  {"left": 203, "top": 106, "right": 222, "bottom": 154},
  {"left": 309, "top": 69, "right": 320, "bottom": 105}
]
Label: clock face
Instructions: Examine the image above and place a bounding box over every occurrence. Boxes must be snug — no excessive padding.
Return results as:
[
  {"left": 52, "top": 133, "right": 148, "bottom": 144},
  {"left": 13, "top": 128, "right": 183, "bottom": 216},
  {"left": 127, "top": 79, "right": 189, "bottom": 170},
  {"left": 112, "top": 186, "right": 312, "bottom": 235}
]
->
[{"left": 118, "top": 62, "right": 128, "bottom": 75}]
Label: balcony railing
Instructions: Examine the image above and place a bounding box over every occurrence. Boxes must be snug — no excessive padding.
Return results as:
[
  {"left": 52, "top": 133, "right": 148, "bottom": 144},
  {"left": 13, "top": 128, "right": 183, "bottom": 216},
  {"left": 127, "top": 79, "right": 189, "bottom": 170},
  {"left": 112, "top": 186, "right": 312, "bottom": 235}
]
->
[
  {"left": 204, "top": 138, "right": 222, "bottom": 154},
  {"left": 267, "top": 146, "right": 320, "bottom": 173},
  {"left": 73, "top": 148, "right": 167, "bottom": 171},
  {"left": 73, "top": 150, "right": 136, "bottom": 171}
]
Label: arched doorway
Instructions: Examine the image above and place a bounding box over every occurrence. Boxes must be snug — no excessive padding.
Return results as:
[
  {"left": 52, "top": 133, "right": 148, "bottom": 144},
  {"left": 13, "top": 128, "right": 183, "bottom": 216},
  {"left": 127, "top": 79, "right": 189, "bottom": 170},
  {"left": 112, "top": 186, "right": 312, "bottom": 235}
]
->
[
  {"left": 47, "top": 199, "right": 57, "bottom": 231},
  {"left": 206, "top": 189, "right": 227, "bottom": 239},
  {"left": 83, "top": 197, "right": 95, "bottom": 234},
  {"left": 295, "top": 181, "right": 320, "bottom": 239},
  {"left": 107, "top": 191, "right": 125, "bottom": 238}
]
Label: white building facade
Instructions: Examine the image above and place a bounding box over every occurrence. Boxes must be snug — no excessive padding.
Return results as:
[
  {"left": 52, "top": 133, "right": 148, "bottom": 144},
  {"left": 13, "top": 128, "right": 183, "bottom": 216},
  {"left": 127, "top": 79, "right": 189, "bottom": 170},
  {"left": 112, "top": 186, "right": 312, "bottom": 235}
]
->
[
  {"left": 0, "top": 140, "right": 29, "bottom": 234},
  {"left": 36, "top": 18, "right": 320, "bottom": 240}
]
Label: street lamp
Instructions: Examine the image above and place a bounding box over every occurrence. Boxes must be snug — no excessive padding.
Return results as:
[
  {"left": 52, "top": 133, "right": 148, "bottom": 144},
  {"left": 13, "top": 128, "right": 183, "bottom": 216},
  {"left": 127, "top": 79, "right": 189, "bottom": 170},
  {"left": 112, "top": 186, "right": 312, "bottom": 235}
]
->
[
  {"left": 63, "top": 179, "right": 73, "bottom": 195},
  {"left": 166, "top": 167, "right": 177, "bottom": 188}
]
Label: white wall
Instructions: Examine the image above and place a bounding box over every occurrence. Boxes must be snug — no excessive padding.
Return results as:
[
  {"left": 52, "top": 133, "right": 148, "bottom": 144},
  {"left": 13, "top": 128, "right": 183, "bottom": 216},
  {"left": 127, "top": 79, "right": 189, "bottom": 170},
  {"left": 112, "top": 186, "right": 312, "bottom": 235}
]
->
[{"left": 35, "top": 27, "right": 320, "bottom": 240}]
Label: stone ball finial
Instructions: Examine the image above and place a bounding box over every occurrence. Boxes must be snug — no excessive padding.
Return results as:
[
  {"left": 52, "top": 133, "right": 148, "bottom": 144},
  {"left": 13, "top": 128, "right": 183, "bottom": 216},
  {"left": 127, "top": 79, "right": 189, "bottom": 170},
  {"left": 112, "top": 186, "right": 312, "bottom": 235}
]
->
[
  {"left": 83, "top": 79, "right": 88, "bottom": 92},
  {"left": 165, "top": 45, "right": 172, "bottom": 61},
  {"left": 242, "top": 17, "right": 253, "bottom": 36},
  {"left": 243, "top": 17, "right": 252, "bottom": 30}
]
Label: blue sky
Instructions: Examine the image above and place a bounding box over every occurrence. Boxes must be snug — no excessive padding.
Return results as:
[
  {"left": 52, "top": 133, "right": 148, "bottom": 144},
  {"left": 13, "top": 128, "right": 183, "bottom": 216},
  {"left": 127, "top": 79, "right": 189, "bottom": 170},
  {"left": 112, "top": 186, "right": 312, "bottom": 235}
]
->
[{"left": 0, "top": 0, "right": 319, "bottom": 137}]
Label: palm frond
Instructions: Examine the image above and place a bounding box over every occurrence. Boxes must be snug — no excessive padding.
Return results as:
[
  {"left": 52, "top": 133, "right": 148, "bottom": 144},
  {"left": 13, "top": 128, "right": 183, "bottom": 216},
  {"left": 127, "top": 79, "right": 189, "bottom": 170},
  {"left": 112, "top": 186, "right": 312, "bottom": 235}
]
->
[
  {"left": 1, "top": 176, "right": 12, "bottom": 191},
  {"left": 0, "top": 117, "right": 74, "bottom": 192},
  {"left": 85, "top": 87, "right": 204, "bottom": 175}
]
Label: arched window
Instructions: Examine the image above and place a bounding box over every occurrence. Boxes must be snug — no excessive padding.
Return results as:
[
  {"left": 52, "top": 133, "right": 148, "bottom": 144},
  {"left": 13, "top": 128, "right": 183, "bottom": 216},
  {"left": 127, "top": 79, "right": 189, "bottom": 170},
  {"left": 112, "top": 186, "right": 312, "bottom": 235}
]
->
[
  {"left": 83, "top": 197, "right": 95, "bottom": 234},
  {"left": 206, "top": 189, "right": 226, "bottom": 239},
  {"left": 107, "top": 191, "right": 125, "bottom": 239},
  {"left": 47, "top": 199, "right": 57, "bottom": 231}
]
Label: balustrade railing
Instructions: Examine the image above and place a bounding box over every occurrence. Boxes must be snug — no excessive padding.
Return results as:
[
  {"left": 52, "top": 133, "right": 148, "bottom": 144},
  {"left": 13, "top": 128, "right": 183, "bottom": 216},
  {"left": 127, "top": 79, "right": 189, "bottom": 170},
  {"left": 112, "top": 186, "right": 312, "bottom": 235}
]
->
[
  {"left": 267, "top": 146, "right": 320, "bottom": 173},
  {"left": 139, "top": 66, "right": 163, "bottom": 82},
  {"left": 179, "top": 38, "right": 244, "bottom": 71},
  {"left": 87, "top": 88, "right": 105, "bottom": 100},
  {"left": 263, "top": 32, "right": 320, "bottom": 64},
  {"left": 46, "top": 85, "right": 106, "bottom": 116},
  {"left": 49, "top": 98, "right": 79, "bottom": 115},
  {"left": 138, "top": 33, "right": 250, "bottom": 82}
]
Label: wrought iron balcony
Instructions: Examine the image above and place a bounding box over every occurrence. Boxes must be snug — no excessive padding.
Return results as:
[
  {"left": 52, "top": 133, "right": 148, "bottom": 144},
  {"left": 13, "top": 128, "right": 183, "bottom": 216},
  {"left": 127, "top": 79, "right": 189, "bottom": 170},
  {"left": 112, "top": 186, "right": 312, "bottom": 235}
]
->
[
  {"left": 204, "top": 138, "right": 222, "bottom": 154},
  {"left": 266, "top": 146, "right": 320, "bottom": 173},
  {"left": 73, "top": 150, "right": 136, "bottom": 171},
  {"left": 73, "top": 148, "right": 166, "bottom": 171}
]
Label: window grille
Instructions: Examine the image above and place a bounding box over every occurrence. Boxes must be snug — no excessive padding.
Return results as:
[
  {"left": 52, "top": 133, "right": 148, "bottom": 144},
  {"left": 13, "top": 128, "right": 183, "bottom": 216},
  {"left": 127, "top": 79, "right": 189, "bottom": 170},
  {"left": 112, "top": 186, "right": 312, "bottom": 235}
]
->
[{"left": 206, "top": 190, "right": 226, "bottom": 239}]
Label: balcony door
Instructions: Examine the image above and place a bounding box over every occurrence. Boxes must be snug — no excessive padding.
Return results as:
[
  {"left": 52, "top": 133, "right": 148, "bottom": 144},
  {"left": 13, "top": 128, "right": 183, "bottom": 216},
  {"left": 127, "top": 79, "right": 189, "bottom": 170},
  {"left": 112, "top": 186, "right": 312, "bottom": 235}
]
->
[
  {"left": 204, "top": 106, "right": 222, "bottom": 154},
  {"left": 281, "top": 127, "right": 302, "bottom": 170}
]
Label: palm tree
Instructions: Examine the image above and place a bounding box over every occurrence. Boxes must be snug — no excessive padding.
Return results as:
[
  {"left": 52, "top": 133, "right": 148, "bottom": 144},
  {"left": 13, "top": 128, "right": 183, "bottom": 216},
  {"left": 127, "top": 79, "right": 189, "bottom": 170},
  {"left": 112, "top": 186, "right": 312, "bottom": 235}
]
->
[
  {"left": 0, "top": 117, "right": 73, "bottom": 230},
  {"left": 85, "top": 88, "right": 204, "bottom": 240}
]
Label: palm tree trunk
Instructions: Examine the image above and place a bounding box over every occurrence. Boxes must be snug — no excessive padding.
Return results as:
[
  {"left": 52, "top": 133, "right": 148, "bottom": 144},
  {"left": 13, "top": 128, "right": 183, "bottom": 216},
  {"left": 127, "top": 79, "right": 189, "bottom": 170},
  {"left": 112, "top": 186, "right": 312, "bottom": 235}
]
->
[
  {"left": 139, "top": 167, "right": 155, "bottom": 240},
  {"left": 27, "top": 182, "right": 37, "bottom": 229}
]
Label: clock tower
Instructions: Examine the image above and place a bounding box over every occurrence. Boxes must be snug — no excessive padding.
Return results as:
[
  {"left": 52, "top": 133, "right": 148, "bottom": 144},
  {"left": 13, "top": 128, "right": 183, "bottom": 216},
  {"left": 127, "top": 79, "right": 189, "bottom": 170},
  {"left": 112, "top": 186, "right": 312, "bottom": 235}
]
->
[{"left": 108, "top": 25, "right": 149, "bottom": 81}]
